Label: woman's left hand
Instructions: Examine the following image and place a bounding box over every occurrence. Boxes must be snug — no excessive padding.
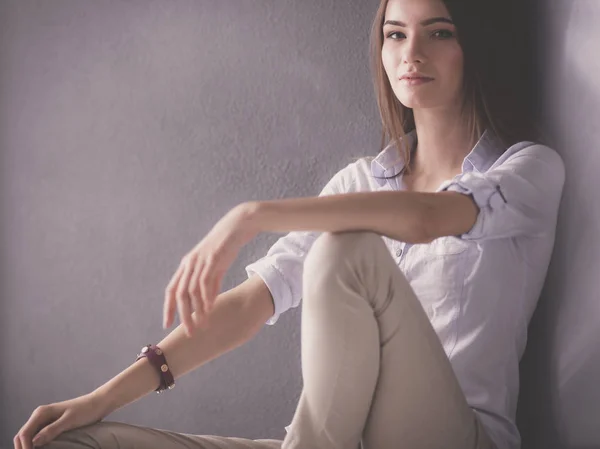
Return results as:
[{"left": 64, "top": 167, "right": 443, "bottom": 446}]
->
[{"left": 163, "top": 203, "right": 259, "bottom": 337}]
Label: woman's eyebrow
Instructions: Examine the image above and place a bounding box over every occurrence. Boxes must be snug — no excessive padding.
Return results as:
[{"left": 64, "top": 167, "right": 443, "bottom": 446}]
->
[{"left": 383, "top": 17, "right": 454, "bottom": 28}]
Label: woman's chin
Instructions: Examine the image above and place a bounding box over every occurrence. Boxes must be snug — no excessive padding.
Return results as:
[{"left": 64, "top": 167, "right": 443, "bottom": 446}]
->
[
  {"left": 397, "top": 98, "right": 431, "bottom": 109},
  {"left": 397, "top": 95, "right": 448, "bottom": 110}
]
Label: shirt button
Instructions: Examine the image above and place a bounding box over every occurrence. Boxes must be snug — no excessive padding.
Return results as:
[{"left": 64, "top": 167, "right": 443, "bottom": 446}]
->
[{"left": 396, "top": 248, "right": 403, "bottom": 257}]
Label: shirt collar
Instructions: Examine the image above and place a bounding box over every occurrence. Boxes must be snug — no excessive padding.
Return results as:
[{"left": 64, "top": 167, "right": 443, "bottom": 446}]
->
[{"left": 370, "top": 128, "right": 506, "bottom": 179}]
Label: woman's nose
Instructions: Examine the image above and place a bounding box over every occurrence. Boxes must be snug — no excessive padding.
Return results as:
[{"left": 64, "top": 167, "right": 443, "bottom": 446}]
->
[{"left": 402, "top": 37, "right": 426, "bottom": 64}]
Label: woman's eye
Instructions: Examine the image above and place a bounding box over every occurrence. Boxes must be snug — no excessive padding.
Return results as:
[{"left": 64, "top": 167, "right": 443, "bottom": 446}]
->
[
  {"left": 433, "top": 29, "right": 454, "bottom": 39},
  {"left": 386, "top": 31, "right": 405, "bottom": 40},
  {"left": 385, "top": 30, "right": 453, "bottom": 40}
]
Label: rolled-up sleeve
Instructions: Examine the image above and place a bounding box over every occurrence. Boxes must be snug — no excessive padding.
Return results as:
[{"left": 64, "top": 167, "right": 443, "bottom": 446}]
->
[
  {"left": 438, "top": 144, "right": 565, "bottom": 241},
  {"left": 244, "top": 168, "right": 347, "bottom": 325}
]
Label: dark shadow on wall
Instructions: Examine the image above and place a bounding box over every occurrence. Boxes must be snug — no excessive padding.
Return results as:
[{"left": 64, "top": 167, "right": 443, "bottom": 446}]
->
[
  {"left": 465, "top": 0, "right": 548, "bottom": 148},
  {"left": 516, "top": 0, "right": 600, "bottom": 449},
  {"left": 513, "top": 0, "right": 564, "bottom": 449}
]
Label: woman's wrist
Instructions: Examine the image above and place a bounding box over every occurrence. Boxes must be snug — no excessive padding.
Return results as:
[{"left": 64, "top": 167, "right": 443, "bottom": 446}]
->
[
  {"left": 88, "top": 387, "right": 114, "bottom": 418},
  {"left": 88, "top": 355, "right": 165, "bottom": 418}
]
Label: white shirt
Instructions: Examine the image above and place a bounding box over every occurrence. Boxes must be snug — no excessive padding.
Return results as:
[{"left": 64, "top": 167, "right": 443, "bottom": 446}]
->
[{"left": 245, "top": 129, "right": 566, "bottom": 449}]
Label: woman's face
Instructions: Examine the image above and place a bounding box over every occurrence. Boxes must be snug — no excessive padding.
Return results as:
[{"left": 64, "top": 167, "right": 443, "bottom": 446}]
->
[{"left": 381, "top": 0, "right": 464, "bottom": 110}]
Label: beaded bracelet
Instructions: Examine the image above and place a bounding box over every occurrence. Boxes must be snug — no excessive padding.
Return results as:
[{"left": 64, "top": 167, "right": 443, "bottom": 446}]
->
[{"left": 135, "top": 344, "right": 175, "bottom": 393}]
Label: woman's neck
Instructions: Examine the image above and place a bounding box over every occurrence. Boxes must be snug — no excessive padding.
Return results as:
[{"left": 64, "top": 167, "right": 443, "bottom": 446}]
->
[{"left": 409, "top": 108, "right": 476, "bottom": 179}]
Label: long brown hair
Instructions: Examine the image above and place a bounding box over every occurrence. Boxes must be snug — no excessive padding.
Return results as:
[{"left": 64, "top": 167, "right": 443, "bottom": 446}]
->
[{"left": 360, "top": 0, "right": 546, "bottom": 177}]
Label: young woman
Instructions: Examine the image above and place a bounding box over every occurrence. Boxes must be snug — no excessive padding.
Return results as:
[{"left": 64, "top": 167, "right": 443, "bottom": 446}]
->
[{"left": 14, "top": 0, "right": 565, "bottom": 448}]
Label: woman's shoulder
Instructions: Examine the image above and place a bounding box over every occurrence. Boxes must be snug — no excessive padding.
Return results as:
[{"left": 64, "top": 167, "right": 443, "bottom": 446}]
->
[
  {"left": 337, "top": 157, "right": 369, "bottom": 188},
  {"left": 325, "top": 155, "right": 380, "bottom": 194},
  {"left": 496, "top": 139, "right": 565, "bottom": 173}
]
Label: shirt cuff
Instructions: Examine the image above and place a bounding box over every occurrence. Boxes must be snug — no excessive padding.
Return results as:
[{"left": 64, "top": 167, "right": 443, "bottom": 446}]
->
[
  {"left": 245, "top": 262, "right": 293, "bottom": 325},
  {"left": 439, "top": 172, "right": 507, "bottom": 240}
]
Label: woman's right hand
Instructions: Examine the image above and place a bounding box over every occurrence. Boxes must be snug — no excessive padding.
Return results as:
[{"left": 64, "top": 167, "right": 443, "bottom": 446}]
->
[{"left": 13, "top": 391, "right": 108, "bottom": 449}]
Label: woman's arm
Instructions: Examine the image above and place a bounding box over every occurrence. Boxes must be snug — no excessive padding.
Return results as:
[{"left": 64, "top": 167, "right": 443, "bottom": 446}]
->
[
  {"left": 97, "top": 188, "right": 467, "bottom": 417},
  {"left": 91, "top": 190, "right": 470, "bottom": 414},
  {"left": 93, "top": 273, "right": 274, "bottom": 416},
  {"left": 14, "top": 276, "right": 274, "bottom": 448},
  {"left": 244, "top": 190, "right": 476, "bottom": 243}
]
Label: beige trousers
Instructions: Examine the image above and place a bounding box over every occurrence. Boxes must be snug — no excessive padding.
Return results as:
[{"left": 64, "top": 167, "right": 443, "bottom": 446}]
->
[{"left": 45, "top": 231, "right": 498, "bottom": 449}]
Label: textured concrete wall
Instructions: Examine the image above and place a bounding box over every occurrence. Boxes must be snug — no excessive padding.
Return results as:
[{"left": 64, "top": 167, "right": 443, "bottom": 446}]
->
[{"left": 0, "top": 0, "right": 380, "bottom": 442}]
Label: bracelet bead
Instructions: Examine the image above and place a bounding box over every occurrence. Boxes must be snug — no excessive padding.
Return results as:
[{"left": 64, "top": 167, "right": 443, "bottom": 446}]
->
[{"left": 136, "top": 344, "right": 175, "bottom": 393}]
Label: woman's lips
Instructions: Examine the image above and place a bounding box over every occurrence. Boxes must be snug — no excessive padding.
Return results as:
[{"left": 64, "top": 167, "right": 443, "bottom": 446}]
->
[{"left": 400, "top": 77, "right": 434, "bottom": 86}]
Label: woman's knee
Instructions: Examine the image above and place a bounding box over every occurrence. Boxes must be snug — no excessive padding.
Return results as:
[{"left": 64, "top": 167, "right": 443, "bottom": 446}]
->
[
  {"left": 303, "top": 231, "right": 387, "bottom": 293},
  {"left": 303, "top": 230, "right": 413, "bottom": 304},
  {"left": 305, "top": 231, "right": 383, "bottom": 270}
]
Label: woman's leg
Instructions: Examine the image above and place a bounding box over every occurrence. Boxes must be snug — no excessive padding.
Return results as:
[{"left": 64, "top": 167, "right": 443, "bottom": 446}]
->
[
  {"left": 281, "top": 231, "right": 497, "bottom": 449},
  {"left": 42, "top": 421, "right": 282, "bottom": 449}
]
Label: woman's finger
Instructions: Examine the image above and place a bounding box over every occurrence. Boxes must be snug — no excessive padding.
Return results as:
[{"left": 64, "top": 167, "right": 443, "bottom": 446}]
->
[
  {"left": 188, "top": 258, "right": 206, "bottom": 320},
  {"left": 176, "top": 258, "right": 196, "bottom": 336},
  {"left": 176, "top": 291, "right": 194, "bottom": 337},
  {"left": 16, "top": 406, "right": 52, "bottom": 449},
  {"left": 198, "top": 256, "right": 214, "bottom": 317},
  {"left": 164, "top": 264, "right": 184, "bottom": 329},
  {"left": 31, "top": 414, "right": 69, "bottom": 447},
  {"left": 208, "top": 270, "right": 223, "bottom": 313}
]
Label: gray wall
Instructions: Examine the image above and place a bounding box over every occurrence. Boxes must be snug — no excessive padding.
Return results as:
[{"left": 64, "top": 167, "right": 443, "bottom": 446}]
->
[
  {"left": 0, "top": 0, "right": 380, "bottom": 443},
  {"left": 1, "top": 1, "right": 599, "bottom": 449}
]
